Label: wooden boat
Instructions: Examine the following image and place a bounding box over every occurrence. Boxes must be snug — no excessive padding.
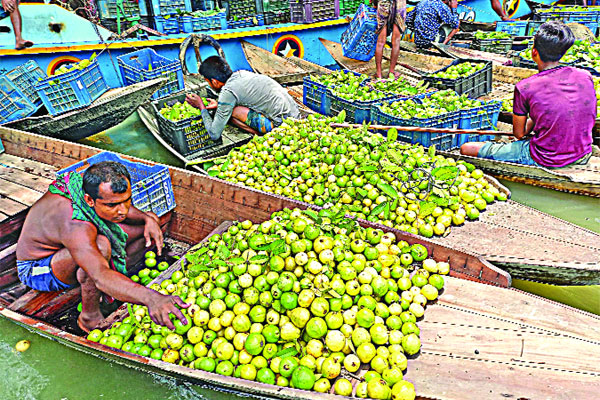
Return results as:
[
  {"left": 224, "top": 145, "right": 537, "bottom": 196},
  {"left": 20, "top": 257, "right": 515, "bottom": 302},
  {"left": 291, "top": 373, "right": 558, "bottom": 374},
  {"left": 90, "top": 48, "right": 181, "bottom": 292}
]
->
[
  {"left": 236, "top": 41, "right": 600, "bottom": 287},
  {"left": 4, "top": 78, "right": 166, "bottom": 141},
  {"left": 1, "top": 126, "right": 599, "bottom": 399},
  {"left": 317, "top": 38, "right": 600, "bottom": 197}
]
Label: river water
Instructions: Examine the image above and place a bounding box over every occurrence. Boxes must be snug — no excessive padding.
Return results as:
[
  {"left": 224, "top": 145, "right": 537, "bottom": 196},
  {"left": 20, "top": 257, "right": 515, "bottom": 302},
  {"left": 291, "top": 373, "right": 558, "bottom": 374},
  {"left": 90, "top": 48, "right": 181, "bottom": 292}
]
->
[{"left": 1, "top": 113, "right": 598, "bottom": 399}]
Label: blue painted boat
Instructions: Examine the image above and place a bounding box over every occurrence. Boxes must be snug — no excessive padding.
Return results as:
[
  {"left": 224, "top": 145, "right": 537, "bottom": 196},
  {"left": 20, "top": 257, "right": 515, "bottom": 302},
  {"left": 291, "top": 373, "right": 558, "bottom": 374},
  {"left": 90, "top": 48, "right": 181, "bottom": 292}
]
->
[{"left": 0, "top": 4, "right": 348, "bottom": 89}]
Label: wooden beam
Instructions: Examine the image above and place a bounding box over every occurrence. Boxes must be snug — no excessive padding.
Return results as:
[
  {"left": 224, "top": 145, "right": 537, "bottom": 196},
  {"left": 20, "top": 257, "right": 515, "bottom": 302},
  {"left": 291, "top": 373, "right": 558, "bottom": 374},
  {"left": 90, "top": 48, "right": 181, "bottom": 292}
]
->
[
  {"left": 0, "top": 178, "right": 44, "bottom": 206},
  {"left": 0, "top": 165, "right": 53, "bottom": 192}
]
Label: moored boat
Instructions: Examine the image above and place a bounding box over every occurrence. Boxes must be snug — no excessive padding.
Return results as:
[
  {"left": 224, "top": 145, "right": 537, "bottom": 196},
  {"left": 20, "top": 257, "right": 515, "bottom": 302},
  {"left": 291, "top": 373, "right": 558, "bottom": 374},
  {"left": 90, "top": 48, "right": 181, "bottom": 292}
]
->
[
  {"left": 5, "top": 78, "right": 167, "bottom": 141},
  {"left": 0, "top": 126, "right": 599, "bottom": 400}
]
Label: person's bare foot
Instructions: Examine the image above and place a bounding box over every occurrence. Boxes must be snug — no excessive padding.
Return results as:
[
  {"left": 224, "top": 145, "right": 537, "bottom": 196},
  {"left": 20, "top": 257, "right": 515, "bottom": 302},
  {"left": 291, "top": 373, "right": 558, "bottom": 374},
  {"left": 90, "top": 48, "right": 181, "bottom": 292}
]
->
[
  {"left": 77, "top": 312, "right": 104, "bottom": 333},
  {"left": 15, "top": 39, "right": 33, "bottom": 50}
]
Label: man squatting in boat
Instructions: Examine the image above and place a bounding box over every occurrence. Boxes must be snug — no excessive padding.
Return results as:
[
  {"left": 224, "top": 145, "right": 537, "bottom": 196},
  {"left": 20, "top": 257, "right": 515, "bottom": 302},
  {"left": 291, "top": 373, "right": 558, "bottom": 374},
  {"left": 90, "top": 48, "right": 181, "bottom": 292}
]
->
[
  {"left": 185, "top": 55, "right": 301, "bottom": 138},
  {"left": 16, "top": 161, "right": 189, "bottom": 333},
  {"left": 461, "top": 21, "right": 596, "bottom": 169}
]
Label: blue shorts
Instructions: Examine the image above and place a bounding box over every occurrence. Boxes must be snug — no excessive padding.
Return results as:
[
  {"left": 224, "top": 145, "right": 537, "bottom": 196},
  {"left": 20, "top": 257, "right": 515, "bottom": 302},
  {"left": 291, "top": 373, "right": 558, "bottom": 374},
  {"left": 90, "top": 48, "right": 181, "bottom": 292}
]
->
[
  {"left": 478, "top": 139, "right": 540, "bottom": 166},
  {"left": 0, "top": 6, "right": 8, "bottom": 19},
  {"left": 246, "top": 110, "right": 273, "bottom": 135},
  {"left": 17, "top": 254, "right": 77, "bottom": 292}
]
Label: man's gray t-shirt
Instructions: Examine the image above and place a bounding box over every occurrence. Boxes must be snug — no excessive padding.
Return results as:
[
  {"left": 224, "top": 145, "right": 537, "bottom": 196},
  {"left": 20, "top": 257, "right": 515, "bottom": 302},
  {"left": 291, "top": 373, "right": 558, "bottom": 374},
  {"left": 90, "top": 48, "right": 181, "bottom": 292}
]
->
[{"left": 202, "top": 70, "right": 301, "bottom": 140}]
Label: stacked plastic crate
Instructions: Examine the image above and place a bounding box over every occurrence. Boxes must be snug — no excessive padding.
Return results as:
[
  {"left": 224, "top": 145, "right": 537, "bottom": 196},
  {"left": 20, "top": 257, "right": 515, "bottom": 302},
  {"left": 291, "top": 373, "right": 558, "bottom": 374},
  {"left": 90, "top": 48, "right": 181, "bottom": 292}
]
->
[
  {"left": 263, "top": 0, "right": 291, "bottom": 25},
  {"left": 152, "top": 0, "right": 192, "bottom": 34},
  {"left": 290, "top": 0, "right": 340, "bottom": 23},
  {"left": 96, "top": 0, "right": 151, "bottom": 34},
  {"left": 226, "top": 0, "right": 264, "bottom": 28}
]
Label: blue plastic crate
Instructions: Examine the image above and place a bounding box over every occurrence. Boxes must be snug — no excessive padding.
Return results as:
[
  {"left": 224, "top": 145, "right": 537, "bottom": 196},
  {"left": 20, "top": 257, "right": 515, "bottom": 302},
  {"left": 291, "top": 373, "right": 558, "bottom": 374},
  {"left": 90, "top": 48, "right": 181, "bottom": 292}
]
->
[
  {"left": 6, "top": 60, "right": 47, "bottom": 108},
  {"left": 191, "top": 10, "right": 227, "bottom": 31},
  {"left": 96, "top": 0, "right": 140, "bottom": 18},
  {"left": 0, "top": 137, "right": 4, "bottom": 154},
  {"left": 302, "top": 70, "right": 364, "bottom": 114},
  {"left": 457, "top": 100, "right": 501, "bottom": 130},
  {"left": 153, "top": 15, "right": 180, "bottom": 34},
  {"left": 341, "top": 4, "right": 377, "bottom": 61},
  {"left": 371, "top": 97, "right": 461, "bottom": 150},
  {"left": 151, "top": 0, "right": 191, "bottom": 15},
  {"left": 179, "top": 16, "right": 194, "bottom": 33},
  {"left": 324, "top": 88, "right": 397, "bottom": 123},
  {"left": 0, "top": 76, "right": 36, "bottom": 124},
  {"left": 57, "top": 152, "right": 176, "bottom": 217},
  {"left": 117, "top": 48, "right": 184, "bottom": 100},
  {"left": 495, "top": 20, "right": 528, "bottom": 36},
  {"left": 228, "top": 14, "right": 264, "bottom": 28},
  {"left": 35, "top": 59, "right": 109, "bottom": 116}
]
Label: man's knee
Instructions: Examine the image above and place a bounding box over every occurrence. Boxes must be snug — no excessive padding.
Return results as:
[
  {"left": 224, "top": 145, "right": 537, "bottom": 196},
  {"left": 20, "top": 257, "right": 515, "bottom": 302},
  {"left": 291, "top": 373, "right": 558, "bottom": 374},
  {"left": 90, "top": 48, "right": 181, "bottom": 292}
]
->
[{"left": 96, "top": 235, "right": 112, "bottom": 260}]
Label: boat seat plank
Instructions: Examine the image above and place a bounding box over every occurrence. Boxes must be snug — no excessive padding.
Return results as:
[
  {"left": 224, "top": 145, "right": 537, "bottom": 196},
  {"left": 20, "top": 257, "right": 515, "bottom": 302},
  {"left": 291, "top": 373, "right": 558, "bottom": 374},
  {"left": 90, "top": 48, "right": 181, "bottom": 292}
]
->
[
  {"left": 435, "top": 201, "right": 600, "bottom": 284},
  {"left": 440, "top": 277, "right": 600, "bottom": 341},
  {"left": 8, "top": 286, "right": 80, "bottom": 316},
  {"left": 421, "top": 308, "right": 600, "bottom": 372},
  {"left": 0, "top": 211, "right": 7, "bottom": 223},
  {"left": 0, "top": 165, "right": 54, "bottom": 192},
  {"left": 0, "top": 153, "right": 56, "bottom": 179},
  {"left": 0, "top": 267, "right": 19, "bottom": 289},
  {"left": 408, "top": 350, "right": 600, "bottom": 400},
  {"left": 0, "top": 243, "right": 17, "bottom": 273},
  {"left": 0, "top": 178, "right": 46, "bottom": 206},
  {"left": 0, "top": 196, "right": 28, "bottom": 217}
]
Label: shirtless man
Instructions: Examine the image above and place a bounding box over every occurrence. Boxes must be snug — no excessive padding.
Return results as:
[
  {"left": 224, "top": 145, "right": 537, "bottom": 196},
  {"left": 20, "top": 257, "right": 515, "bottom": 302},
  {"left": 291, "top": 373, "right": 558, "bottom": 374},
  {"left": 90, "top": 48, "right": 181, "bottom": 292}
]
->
[{"left": 16, "top": 161, "right": 187, "bottom": 332}]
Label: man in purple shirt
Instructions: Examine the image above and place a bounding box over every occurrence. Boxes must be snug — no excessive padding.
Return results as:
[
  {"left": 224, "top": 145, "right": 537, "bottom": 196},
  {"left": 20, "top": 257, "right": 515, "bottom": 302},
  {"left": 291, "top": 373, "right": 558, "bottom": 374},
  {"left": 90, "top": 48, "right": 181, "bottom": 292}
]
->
[{"left": 460, "top": 21, "right": 596, "bottom": 168}]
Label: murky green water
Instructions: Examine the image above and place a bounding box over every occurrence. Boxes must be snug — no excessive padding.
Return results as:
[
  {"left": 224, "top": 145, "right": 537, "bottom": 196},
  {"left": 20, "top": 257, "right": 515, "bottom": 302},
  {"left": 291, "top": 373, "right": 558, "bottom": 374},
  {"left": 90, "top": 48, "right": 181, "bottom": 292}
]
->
[{"left": 1, "top": 113, "right": 599, "bottom": 399}]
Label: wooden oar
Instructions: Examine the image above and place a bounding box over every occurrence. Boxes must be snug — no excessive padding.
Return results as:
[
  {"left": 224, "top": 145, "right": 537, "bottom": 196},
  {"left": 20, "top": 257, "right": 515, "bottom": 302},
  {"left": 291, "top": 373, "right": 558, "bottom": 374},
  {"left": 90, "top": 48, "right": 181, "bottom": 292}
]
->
[{"left": 330, "top": 122, "right": 514, "bottom": 136}]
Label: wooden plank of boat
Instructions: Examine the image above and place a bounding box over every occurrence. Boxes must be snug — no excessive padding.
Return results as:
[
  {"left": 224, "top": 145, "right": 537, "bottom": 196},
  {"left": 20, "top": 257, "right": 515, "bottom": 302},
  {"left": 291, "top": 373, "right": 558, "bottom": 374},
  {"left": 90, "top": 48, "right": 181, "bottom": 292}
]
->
[
  {"left": 5, "top": 78, "right": 167, "bottom": 141},
  {"left": 396, "top": 40, "right": 512, "bottom": 65},
  {"left": 241, "top": 40, "right": 310, "bottom": 85}
]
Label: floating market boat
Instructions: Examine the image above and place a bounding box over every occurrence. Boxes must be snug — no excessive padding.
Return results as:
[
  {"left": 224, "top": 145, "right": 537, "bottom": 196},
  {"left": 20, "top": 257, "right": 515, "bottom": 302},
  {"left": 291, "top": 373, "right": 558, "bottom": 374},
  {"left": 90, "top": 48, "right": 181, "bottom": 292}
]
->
[
  {"left": 0, "top": 126, "right": 599, "bottom": 400},
  {"left": 238, "top": 41, "right": 600, "bottom": 286},
  {"left": 316, "top": 38, "right": 600, "bottom": 197},
  {"left": 4, "top": 78, "right": 166, "bottom": 141}
]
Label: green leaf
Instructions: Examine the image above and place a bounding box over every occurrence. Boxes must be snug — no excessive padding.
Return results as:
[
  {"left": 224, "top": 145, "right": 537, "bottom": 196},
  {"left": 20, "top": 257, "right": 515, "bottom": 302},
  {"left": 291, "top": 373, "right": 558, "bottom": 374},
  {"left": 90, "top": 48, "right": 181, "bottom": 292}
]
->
[
  {"left": 428, "top": 145, "right": 436, "bottom": 158},
  {"left": 430, "top": 195, "right": 449, "bottom": 207},
  {"left": 216, "top": 245, "right": 231, "bottom": 260},
  {"left": 418, "top": 201, "right": 437, "bottom": 217},
  {"left": 432, "top": 166, "right": 459, "bottom": 181},
  {"left": 270, "top": 239, "right": 287, "bottom": 256},
  {"left": 432, "top": 187, "right": 447, "bottom": 198},
  {"left": 356, "top": 188, "right": 368, "bottom": 199},
  {"left": 275, "top": 347, "right": 298, "bottom": 359},
  {"left": 391, "top": 198, "right": 398, "bottom": 211},
  {"left": 380, "top": 159, "right": 405, "bottom": 173},
  {"left": 383, "top": 202, "right": 390, "bottom": 220},
  {"left": 371, "top": 201, "right": 388, "bottom": 217},
  {"left": 359, "top": 164, "right": 378, "bottom": 172},
  {"left": 302, "top": 209, "right": 320, "bottom": 223},
  {"left": 337, "top": 110, "right": 346, "bottom": 123},
  {"left": 250, "top": 254, "right": 269, "bottom": 264},
  {"left": 213, "top": 260, "right": 227, "bottom": 267},
  {"left": 386, "top": 149, "right": 404, "bottom": 164},
  {"left": 229, "top": 257, "right": 245, "bottom": 265},
  {"left": 387, "top": 127, "right": 398, "bottom": 143},
  {"left": 377, "top": 182, "right": 399, "bottom": 199}
]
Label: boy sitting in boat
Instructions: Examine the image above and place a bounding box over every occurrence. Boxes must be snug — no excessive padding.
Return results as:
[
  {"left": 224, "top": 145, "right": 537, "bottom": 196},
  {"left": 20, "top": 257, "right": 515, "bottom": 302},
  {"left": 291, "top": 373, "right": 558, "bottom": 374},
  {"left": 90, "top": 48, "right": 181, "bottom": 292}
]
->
[
  {"left": 185, "top": 56, "right": 301, "bottom": 138},
  {"left": 461, "top": 21, "right": 596, "bottom": 168},
  {"left": 16, "top": 161, "right": 188, "bottom": 333}
]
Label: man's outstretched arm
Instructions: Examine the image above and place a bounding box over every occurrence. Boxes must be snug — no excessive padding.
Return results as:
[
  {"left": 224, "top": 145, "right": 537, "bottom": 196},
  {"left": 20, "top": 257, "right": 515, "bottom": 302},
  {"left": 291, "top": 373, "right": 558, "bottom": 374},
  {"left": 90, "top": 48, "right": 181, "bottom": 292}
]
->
[{"left": 63, "top": 222, "right": 188, "bottom": 329}]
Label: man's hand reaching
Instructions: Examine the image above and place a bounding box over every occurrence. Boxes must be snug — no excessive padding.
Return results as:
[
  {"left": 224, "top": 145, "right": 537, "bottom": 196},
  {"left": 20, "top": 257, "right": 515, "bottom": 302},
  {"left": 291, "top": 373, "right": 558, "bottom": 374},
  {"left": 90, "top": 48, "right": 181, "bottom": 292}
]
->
[
  {"left": 144, "top": 213, "right": 164, "bottom": 255},
  {"left": 186, "top": 93, "right": 206, "bottom": 110},
  {"left": 147, "top": 294, "right": 189, "bottom": 330}
]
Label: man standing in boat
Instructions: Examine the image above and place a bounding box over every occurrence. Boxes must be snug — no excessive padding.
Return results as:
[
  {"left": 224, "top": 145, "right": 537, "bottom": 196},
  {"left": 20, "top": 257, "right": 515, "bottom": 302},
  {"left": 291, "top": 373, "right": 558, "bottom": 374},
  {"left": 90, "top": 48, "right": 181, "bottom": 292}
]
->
[
  {"left": 0, "top": 0, "right": 33, "bottom": 50},
  {"left": 461, "top": 21, "right": 595, "bottom": 168},
  {"left": 405, "top": 0, "right": 460, "bottom": 49},
  {"left": 373, "top": 0, "right": 407, "bottom": 79},
  {"left": 185, "top": 56, "right": 301, "bottom": 138},
  {"left": 16, "top": 161, "right": 188, "bottom": 333}
]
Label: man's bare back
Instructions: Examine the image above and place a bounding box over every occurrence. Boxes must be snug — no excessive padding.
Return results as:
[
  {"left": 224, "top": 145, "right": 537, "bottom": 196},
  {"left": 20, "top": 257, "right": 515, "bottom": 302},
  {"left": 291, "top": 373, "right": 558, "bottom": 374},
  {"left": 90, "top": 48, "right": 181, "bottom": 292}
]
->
[{"left": 17, "top": 191, "right": 84, "bottom": 262}]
